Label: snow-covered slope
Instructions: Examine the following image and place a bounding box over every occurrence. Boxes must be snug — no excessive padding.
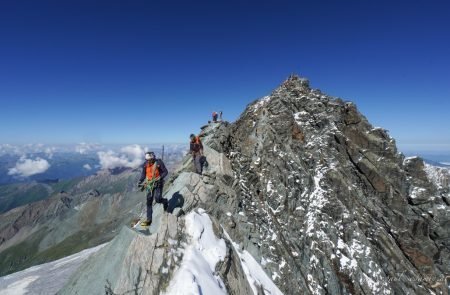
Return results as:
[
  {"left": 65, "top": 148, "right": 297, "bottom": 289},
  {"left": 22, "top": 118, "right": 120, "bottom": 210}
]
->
[
  {"left": 0, "top": 244, "right": 105, "bottom": 295},
  {"left": 164, "top": 209, "right": 228, "bottom": 295},
  {"left": 163, "top": 208, "right": 283, "bottom": 295}
]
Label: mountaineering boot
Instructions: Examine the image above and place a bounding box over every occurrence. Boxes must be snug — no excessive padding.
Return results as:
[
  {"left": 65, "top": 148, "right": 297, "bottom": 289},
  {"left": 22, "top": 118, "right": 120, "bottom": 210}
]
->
[
  {"left": 131, "top": 218, "right": 141, "bottom": 227},
  {"left": 140, "top": 220, "right": 152, "bottom": 227},
  {"left": 163, "top": 201, "right": 168, "bottom": 212}
]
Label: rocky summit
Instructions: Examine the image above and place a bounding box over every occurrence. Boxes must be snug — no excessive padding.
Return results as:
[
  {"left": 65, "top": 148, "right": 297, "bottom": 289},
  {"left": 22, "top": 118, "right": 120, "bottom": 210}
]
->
[{"left": 58, "top": 75, "right": 449, "bottom": 295}]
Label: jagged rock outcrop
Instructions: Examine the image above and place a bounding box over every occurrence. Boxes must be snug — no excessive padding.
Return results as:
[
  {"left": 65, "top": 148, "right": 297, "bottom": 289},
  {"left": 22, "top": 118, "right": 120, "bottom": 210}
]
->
[
  {"left": 202, "top": 76, "right": 450, "bottom": 294},
  {"left": 59, "top": 75, "right": 450, "bottom": 295}
]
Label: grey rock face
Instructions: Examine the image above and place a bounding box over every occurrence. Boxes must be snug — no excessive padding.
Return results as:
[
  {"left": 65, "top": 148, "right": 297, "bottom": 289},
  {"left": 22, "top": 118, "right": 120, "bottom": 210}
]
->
[
  {"left": 60, "top": 214, "right": 180, "bottom": 295},
  {"left": 201, "top": 76, "right": 450, "bottom": 294}
]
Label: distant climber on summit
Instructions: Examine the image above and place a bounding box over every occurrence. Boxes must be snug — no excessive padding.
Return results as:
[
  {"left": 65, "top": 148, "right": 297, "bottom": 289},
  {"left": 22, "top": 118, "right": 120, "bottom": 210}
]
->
[
  {"left": 212, "top": 111, "right": 218, "bottom": 122},
  {"left": 137, "top": 151, "right": 169, "bottom": 226},
  {"left": 219, "top": 111, "right": 223, "bottom": 121},
  {"left": 190, "top": 134, "right": 204, "bottom": 174}
]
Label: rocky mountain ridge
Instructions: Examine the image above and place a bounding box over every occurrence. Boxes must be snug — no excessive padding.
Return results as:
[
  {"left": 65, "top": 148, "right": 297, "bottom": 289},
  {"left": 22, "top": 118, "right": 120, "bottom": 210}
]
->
[
  {"left": 215, "top": 76, "right": 450, "bottom": 294},
  {"left": 6, "top": 75, "right": 450, "bottom": 295}
]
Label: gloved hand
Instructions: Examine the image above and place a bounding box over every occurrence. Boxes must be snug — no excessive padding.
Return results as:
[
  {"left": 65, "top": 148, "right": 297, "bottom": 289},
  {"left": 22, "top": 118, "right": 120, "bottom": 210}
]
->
[
  {"left": 137, "top": 181, "right": 143, "bottom": 188},
  {"left": 138, "top": 181, "right": 146, "bottom": 192}
]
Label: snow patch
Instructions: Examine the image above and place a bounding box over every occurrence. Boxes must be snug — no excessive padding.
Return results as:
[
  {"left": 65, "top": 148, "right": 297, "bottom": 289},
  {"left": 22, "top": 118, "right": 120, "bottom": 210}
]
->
[
  {"left": 253, "top": 96, "right": 271, "bottom": 113},
  {"left": 424, "top": 163, "right": 450, "bottom": 190},
  {"left": 0, "top": 276, "right": 39, "bottom": 295},
  {"left": 267, "top": 180, "right": 274, "bottom": 193},
  {"left": 305, "top": 166, "right": 329, "bottom": 237},
  {"left": 164, "top": 209, "right": 227, "bottom": 295},
  {"left": 410, "top": 187, "right": 427, "bottom": 199},
  {"left": 0, "top": 244, "right": 106, "bottom": 295},
  {"left": 222, "top": 230, "right": 283, "bottom": 295}
]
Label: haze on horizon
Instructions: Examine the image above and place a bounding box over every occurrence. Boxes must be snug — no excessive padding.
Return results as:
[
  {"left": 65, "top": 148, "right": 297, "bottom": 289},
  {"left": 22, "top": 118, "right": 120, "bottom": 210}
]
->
[{"left": 1, "top": 0, "right": 449, "bottom": 152}]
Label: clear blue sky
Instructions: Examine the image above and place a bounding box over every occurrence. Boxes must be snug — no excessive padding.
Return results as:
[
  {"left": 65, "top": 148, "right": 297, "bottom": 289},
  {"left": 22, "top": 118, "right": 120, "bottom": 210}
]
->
[{"left": 1, "top": 0, "right": 449, "bottom": 151}]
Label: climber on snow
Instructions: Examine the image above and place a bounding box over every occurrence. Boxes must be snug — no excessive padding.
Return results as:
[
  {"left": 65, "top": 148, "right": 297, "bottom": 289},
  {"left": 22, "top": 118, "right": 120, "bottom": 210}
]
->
[
  {"left": 137, "top": 151, "right": 169, "bottom": 226},
  {"left": 190, "top": 134, "right": 204, "bottom": 175}
]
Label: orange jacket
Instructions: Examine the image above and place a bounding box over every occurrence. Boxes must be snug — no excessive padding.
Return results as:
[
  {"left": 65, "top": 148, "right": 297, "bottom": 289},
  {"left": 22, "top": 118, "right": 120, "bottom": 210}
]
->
[{"left": 145, "top": 162, "right": 160, "bottom": 180}]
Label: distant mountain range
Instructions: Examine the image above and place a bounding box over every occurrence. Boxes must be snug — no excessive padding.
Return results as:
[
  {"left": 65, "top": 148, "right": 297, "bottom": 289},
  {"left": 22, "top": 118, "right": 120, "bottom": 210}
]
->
[
  {"left": 0, "top": 168, "right": 142, "bottom": 276},
  {"left": 0, "top": 178, "right": 82, "bottom": 214},
  {"left": 423, "top": 158, "right": 450, "bottom": 168}
]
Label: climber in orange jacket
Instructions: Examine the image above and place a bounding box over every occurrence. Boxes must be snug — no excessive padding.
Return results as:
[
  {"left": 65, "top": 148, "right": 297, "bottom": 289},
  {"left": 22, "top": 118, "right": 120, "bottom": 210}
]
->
[{"left": 137, "top": 151, "right": 168, "bottom": 226}]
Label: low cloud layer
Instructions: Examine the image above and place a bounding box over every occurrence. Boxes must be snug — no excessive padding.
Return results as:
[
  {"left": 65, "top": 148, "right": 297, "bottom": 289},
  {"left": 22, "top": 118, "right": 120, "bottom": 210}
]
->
[
  {"left": 83, "top": 164, "right": 92, "bottom": 170},
  {"left": 8, "top": 156, "right": 51, "bottom": 177},
  {"left": 97, "top": 144, "right": 146, "bottom": 170},
  {"left": 76, "top": 143, "right": 103, "bottom": 154}
]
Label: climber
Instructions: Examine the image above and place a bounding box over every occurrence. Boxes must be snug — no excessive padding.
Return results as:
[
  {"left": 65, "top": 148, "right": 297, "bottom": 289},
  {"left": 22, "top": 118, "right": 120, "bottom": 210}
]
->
[
  {"left": 137, "top": 151, "right": 169, "bottom": 226},
  {"left": 212, "top": 111, "right": 218, "bottom": 122},
  {"left": 219, "top": 111, "right": 223, "bottom": 121},
  {"left": 190, "top": 134, "right": 204, "bottom": 174}
]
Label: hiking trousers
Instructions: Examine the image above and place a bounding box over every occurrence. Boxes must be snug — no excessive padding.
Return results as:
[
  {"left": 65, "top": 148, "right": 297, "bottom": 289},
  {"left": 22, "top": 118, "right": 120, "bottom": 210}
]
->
[
  {"left": 146, "top": 183, "right": 168, "bottom": 221},
  {"left": 193, "top": 154, "right": 203, "bottom": 174}
]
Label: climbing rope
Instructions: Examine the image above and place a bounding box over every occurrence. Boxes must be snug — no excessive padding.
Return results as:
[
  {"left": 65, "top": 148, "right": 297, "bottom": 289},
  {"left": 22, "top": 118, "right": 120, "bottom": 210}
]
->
[{"left": 141, "top": 178, "right": 159, "bottom": 194}]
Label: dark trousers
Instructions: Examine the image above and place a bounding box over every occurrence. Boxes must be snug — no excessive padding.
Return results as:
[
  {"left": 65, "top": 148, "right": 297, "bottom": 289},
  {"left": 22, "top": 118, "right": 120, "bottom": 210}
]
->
[
  {"left": 146, "top": 183, "right": 168, "bottom": 221},
  {"left": 193, "top": 154, "right": 203, "bottom": 174}
]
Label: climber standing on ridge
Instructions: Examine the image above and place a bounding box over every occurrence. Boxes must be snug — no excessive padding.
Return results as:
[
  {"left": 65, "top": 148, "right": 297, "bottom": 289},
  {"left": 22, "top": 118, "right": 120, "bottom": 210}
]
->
[
  {"left": 219, "top": 111, "right": 223, "bottom": 121},
  {"left": 190, "top": 134, "right": 204, "bottom": 174},
  {"left": 137, "top": 151, "right": 169, "bottom": 226},
  {"left": 212, "top": 111, "right": 218, "bottom": 122}
]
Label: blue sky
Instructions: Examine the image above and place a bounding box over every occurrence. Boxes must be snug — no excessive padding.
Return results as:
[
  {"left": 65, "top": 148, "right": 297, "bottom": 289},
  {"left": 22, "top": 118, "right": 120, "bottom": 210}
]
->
[{"left": 1, "top": 0, "right": 449, "bottom": 152}]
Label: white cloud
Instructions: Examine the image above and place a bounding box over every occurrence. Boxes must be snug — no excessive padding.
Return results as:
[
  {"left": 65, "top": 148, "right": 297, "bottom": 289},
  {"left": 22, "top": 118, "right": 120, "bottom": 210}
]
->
[
  {"left": 83, "top": 164, "right": 92, "bottom": 170},
  {"left": 76, "top": 142, "right": 102, "bottom": 154},
  {"left": 97, "top": 144, "right": 145, "bottom": 170},
  {"left": 8, "top": 156, "right": 51, "bottom": 177},
  {"left": 0, "top": 144, "right": 22, "bottom": 155},
  {"left": 0, "top": 144, "right": 61, "bottom": 156},
  {"left": 45, "top": 147, "right": 55, "bottom": 159}
]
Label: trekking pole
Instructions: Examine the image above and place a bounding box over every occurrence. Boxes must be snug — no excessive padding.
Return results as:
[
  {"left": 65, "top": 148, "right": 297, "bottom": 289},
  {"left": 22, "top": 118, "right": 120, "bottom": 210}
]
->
[{"left": 162, "top": 145, "right": 165, "bottom": 161}]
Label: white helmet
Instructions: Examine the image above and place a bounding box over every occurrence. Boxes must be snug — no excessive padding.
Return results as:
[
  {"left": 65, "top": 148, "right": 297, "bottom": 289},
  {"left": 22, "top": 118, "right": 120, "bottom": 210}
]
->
[{"left": 145, "top": 152, "right": 155, "bottom": 160}]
